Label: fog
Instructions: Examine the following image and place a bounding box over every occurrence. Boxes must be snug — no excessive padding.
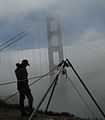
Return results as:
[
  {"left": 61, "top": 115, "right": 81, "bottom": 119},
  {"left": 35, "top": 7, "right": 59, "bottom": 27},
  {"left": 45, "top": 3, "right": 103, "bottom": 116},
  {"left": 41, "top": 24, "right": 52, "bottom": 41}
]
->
[
  {"left": 0, "top": 0, "right": 105, "bottom": 119},
  {"left": 0, "top": 40, "right": 105, "bottom": 119}
]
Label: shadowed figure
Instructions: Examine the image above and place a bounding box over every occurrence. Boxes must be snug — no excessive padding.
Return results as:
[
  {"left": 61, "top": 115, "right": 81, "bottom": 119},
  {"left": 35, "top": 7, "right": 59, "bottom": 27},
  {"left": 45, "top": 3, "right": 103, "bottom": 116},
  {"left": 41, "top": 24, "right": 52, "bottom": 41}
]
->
[{"left": 15, "top": 59, "right": 33, "bottom": 118}]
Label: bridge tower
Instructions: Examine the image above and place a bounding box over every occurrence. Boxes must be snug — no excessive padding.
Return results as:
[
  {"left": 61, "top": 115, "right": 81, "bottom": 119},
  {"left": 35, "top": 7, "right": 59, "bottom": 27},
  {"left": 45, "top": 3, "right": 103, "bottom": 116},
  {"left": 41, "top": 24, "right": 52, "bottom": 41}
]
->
[{"left": 47, "top": 16, "right": 64, "bottom": 79}]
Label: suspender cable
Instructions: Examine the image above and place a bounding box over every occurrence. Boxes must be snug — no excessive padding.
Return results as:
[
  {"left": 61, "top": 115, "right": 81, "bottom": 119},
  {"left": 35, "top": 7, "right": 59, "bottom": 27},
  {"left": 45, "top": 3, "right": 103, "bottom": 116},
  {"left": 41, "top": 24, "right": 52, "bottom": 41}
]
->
[
  {"left": 0, "top": 20, "right": 45, "bottom": 49},
  {"left": 0, "top": 72, "right": 55, "bottom": 86},
  {"left": 0, "top": 71, "right": 56, "bottom": 86},
  {"left": 2, "top": 76, "right": 45, "bottom": 102},
  {"left": 28, "top": 62, "right": 64, "bottom": 120},
  {"left": 85, "top": 44, "right": 105, "bottom": 58},
  {"left": 29, "top": 65, "right": 58, "bottom": 87},
  {"left": 0, "top": 31, "right": 26, "bottom": 48},
  {"left": 67, "top": 74, "right": 97, "bottom": 119},
  {"left": 2, "top": 76, "right": 44, "bottom": 102},
  {"left": 90, "top": 43, "right": 105, "bottom": 56},
  {"left": 0, "top": 21, "right": 45, "bottom": 52},
  {"left": 45, "top": 64, "right": 64, "bottom": 112},
  {"left": 3, "top": 92, "right": 19, "bottom": 103},
  {"left": 2, "top": 65, "right": 58, "bottom": 102},
  {"left": 66, "top": 59, "right": 105, "bottom": 119},
  {"left": 28, "top": 73, "right": 57, "bottom": 120},
  {"left": 2, "top": 75, "right": 45, "bottom": 102}
]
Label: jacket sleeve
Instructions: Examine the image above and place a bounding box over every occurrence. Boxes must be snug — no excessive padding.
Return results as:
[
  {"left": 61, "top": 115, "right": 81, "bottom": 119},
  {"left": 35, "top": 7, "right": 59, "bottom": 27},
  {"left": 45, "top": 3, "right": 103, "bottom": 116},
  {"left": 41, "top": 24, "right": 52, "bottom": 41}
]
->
[{"left": 15, "top": 68, "right": 28, "bottom": 90}]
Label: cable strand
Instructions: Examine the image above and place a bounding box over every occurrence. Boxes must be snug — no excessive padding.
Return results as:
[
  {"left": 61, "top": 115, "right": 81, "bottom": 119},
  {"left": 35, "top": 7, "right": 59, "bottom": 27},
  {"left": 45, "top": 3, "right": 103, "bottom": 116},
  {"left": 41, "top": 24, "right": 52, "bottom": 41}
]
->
[
  {"left": 67, "top": 74, "right": 97, "bottom": 119},
  {"left": 1, "top": 65, "right": 58, "bottom": 102},
  {"left": 0, "top": 21, "right": 45, "bottom": 52}
]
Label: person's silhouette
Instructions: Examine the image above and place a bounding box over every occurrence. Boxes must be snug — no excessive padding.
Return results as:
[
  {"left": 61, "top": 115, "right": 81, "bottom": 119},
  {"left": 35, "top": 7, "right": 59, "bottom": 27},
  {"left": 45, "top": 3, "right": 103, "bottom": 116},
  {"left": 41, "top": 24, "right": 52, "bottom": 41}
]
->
[{"left": 15, "top": 59, "right": 33, "bottom": 118}]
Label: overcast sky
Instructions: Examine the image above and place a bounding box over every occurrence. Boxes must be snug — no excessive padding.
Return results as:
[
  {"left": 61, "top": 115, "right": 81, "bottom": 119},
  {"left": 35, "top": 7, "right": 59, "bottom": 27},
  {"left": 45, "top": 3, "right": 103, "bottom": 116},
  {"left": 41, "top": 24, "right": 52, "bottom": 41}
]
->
[
  {"left": 0, "top": 0, "right": 105, "bottom": 119},
  {"left": 0, "top": 0, "right": 105, "bottom": 45}
]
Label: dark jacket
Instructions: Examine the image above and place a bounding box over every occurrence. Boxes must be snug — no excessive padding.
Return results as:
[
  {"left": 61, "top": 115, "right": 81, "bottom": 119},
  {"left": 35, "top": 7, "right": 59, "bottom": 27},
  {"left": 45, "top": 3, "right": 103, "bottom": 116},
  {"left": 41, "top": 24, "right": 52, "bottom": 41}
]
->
[{"left": 15, "top": 63, "right": 29, "bottom": 91}]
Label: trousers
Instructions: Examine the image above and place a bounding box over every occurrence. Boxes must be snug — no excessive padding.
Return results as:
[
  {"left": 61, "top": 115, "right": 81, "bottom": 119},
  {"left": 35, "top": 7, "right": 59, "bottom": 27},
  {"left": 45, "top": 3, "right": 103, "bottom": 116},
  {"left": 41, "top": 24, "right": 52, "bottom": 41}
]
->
[{"left": 19, "top": 87, "right": 33, "bottom": 115}]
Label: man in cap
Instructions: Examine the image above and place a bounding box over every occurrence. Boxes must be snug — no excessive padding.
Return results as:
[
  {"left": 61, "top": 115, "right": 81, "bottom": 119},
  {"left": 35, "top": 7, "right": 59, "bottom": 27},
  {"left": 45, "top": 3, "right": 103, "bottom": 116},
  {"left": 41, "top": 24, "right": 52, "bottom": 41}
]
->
[{"left": 15, "top": 59, "right": 33, "bottom": 118}]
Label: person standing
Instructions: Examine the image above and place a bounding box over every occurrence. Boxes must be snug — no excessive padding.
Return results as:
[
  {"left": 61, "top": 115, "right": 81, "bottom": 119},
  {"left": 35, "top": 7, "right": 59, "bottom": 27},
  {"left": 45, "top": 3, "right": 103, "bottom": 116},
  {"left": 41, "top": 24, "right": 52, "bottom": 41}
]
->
[{"left": 15, "top": 59, "right": 33, "bottom": 118}]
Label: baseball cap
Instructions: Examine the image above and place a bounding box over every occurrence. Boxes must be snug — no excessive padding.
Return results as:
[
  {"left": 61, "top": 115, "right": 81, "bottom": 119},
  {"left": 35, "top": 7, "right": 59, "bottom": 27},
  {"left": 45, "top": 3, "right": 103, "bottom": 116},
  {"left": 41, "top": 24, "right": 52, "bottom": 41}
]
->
[{"left": 21, "top": 59, "right": 30, "bottom": 66}]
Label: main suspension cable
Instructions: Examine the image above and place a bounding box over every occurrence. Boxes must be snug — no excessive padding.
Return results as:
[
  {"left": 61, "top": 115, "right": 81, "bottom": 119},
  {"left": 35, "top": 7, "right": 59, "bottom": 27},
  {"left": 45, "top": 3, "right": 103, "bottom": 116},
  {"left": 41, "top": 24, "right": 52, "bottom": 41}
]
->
[
  {"left": 28, "top": 62, "right": 64, "bottom": 120},
  {"left": 0, "top": 72, "right": 56, "bottom": 86},
  {"left": 0, "top": 31, "right": 26, "bottom": 48},
  {"left": 0, "top": 21, "right": 45, "bottom": 52},
  {"left": 2, "top": 65, "right": 58, "bottom": 102},
  {"left": 66, "top": 59, "right": 105, "bottom": 119},
  {"left": 67, "top": 74, "right": 97, "bottom": 119}
]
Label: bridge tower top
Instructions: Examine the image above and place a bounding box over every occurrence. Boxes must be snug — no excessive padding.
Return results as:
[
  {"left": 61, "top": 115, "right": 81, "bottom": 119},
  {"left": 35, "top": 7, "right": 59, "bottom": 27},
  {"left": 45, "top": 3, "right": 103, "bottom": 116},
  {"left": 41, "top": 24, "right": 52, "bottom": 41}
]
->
[{"left": 47, "top": 16, "right": 64, "bottom": 75}]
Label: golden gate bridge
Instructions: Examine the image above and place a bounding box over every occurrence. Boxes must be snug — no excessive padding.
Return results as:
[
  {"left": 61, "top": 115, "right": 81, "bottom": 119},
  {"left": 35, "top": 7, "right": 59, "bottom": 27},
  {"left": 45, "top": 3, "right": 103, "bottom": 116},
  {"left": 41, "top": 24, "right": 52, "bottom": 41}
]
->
[{"left": 0, "top": 16, "right": 105, "bottom": 120}]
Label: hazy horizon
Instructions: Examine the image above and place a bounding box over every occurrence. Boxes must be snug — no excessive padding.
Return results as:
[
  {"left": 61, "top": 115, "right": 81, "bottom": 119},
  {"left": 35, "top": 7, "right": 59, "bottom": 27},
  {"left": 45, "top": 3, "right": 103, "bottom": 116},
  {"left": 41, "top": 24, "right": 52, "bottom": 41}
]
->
[{"left": 0, "top": 41, "right": 105, "bottom": 118}]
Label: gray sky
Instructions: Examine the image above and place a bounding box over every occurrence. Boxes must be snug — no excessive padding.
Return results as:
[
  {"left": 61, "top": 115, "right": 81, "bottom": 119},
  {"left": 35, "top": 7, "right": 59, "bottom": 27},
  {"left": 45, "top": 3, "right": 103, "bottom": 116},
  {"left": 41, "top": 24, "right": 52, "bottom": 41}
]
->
[{"left": 0, "top": 0, "right": 105, "bottom": 44}]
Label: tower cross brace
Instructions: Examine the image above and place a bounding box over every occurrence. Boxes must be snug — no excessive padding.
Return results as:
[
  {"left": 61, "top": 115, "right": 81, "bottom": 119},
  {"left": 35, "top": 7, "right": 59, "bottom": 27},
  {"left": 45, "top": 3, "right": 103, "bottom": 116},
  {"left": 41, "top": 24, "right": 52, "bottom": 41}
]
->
[{"left": 47, "top": 16, "right": 64, "bottom": 79}]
